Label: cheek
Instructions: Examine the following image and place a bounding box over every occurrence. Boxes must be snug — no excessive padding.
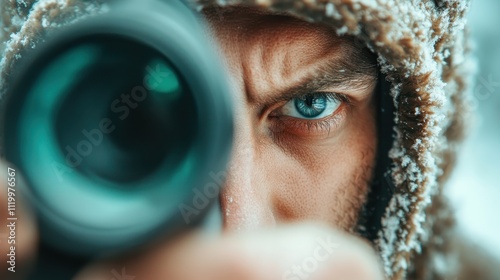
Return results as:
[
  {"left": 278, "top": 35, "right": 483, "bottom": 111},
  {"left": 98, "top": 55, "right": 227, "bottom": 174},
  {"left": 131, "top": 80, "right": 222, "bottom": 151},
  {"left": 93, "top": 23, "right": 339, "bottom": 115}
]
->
[{"left": 265, "top": 107, "right": 377, "bottom": 231}]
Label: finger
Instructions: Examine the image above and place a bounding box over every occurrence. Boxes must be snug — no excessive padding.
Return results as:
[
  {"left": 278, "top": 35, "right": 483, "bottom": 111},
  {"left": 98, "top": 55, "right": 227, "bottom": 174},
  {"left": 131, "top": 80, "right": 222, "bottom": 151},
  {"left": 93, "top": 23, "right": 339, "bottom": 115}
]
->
[
  {"left": 0, "top": 160, "right": 39, "bottom": 278},
  {"left": 75, "top": 223, "right": 385, "bottom": 280}
]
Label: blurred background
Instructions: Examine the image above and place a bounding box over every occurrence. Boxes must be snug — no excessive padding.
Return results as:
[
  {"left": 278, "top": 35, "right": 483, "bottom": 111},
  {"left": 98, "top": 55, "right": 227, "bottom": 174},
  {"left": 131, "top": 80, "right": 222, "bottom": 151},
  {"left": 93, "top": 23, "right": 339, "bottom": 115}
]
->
[{"left": 446, "top": 0, "right": 500, "bottom": 259}]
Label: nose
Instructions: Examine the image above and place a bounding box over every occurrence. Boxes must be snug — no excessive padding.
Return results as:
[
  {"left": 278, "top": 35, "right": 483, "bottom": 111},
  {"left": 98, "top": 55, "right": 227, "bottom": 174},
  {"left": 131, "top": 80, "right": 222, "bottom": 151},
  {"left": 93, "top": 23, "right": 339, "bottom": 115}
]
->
[{"left": 218, "top": 111, "right": 276, "bottom": 232}]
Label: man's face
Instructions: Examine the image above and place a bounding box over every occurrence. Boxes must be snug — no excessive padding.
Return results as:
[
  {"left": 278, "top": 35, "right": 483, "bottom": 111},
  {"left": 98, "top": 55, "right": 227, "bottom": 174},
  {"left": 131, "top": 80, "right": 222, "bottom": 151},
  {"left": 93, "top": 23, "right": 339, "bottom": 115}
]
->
[{"left": 204, "top": 8, "right": 378, "bottom": 232}]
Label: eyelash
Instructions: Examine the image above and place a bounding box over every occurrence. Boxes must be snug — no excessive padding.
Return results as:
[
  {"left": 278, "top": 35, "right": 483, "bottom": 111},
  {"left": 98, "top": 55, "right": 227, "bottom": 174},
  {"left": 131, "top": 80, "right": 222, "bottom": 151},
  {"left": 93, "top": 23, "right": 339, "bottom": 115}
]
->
[{"left": 268, "top": 92, "right": 350, "bottom": 137}]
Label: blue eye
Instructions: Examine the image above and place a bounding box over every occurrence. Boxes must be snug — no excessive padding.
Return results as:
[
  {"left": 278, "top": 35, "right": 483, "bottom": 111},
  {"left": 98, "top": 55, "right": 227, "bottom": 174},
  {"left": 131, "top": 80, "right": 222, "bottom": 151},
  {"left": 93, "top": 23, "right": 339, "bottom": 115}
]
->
[{"left": 281, "top": 93, "right": 341, "bottom": 119}]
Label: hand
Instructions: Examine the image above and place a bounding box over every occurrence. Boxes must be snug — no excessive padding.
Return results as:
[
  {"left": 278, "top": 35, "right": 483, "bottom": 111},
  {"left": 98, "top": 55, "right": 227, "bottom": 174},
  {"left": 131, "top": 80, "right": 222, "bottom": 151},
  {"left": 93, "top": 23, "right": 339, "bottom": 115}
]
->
[{"left": 75, "top": 224, "right": 385, "bottom": 280}]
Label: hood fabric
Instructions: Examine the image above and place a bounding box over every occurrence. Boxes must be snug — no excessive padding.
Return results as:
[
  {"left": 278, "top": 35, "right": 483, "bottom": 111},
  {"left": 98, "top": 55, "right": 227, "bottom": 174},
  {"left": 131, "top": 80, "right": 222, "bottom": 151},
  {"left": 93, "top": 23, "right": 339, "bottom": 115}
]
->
[{"left": 0, "top": 0, "right": 476, "bottom": 279}]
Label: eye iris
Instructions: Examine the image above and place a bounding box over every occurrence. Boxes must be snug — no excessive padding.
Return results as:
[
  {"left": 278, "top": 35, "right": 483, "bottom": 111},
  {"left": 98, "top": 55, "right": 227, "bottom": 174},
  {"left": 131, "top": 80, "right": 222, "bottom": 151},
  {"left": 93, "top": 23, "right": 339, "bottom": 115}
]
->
[{"left": 294, "top": 95, "right": 327, "bottom": 118}]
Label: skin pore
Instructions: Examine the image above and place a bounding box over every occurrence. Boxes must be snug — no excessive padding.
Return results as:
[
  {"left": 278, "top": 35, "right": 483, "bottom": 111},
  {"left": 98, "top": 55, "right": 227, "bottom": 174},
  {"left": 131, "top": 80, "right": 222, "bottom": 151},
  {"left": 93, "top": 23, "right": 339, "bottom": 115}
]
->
[{"left": 204, "top": 7, "right": 379, "bottom": 232}]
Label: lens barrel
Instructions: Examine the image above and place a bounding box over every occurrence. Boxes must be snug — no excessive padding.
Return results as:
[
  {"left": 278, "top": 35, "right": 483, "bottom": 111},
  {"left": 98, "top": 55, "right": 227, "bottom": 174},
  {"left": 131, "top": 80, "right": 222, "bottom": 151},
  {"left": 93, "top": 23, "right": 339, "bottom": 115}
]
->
[{"left": 2, "top": 0, "right": 233, "bottom": 256}]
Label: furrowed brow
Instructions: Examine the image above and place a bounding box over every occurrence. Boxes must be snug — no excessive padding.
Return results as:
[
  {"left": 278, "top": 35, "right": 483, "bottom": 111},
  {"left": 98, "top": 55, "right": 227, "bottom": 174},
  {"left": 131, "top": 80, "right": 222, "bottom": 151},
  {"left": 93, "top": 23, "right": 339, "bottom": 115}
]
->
[{"left": 260, "top": 57, "right": 378, "bottom": 106}]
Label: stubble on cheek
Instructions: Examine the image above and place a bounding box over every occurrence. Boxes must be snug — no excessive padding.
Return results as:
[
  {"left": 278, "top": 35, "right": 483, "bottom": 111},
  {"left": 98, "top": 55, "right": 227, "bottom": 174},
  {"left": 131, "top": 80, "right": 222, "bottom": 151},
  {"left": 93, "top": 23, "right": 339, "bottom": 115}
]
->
[
  {"left": 332, "top": 147, "right": 376, "bottom": 232},
  {"left": 270, "top": 140, "right": 377, "bottom": 233}
]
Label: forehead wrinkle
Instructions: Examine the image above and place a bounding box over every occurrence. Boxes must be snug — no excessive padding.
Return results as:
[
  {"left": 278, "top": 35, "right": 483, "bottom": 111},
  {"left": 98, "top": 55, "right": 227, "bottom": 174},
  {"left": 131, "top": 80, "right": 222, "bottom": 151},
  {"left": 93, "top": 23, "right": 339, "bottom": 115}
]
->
[
  {"left": 241, "top": 29, "right": 346, "bottom": 106},
  {"left": 280, "top": 34, "right": 343, "bottom": 84}
]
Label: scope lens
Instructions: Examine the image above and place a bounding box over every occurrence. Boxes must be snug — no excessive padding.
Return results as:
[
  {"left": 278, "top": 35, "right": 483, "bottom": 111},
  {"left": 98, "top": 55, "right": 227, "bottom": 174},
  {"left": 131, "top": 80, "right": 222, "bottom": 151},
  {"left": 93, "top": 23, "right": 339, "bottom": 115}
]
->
[{"left": 35, "top": 35, "right": 200, "bottom": 184}]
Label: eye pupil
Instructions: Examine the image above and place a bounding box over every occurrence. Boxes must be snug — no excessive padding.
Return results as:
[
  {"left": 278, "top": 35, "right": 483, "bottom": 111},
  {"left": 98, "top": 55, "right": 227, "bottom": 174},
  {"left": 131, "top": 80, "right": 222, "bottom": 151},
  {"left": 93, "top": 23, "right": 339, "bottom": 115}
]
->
[
  {"left": 305, "top": 95, "right": 314, "bottom": 106},
  {"left": 294, "top": 94, "right": 327, "bottom": 118}
]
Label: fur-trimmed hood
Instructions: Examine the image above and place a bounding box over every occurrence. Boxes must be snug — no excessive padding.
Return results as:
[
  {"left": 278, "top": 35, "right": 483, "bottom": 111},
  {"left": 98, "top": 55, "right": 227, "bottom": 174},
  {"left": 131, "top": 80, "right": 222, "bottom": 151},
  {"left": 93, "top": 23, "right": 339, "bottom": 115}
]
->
[{"left": 0, "top": 0, "right": 477, "bottom": 279}]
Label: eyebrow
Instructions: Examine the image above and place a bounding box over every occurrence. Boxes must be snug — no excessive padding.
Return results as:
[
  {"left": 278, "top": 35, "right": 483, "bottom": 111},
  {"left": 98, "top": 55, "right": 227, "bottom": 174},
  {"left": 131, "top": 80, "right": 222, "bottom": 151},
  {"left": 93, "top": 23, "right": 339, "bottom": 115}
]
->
[{"left": 252, "top": 45, "right": 379, "bottom": 106}]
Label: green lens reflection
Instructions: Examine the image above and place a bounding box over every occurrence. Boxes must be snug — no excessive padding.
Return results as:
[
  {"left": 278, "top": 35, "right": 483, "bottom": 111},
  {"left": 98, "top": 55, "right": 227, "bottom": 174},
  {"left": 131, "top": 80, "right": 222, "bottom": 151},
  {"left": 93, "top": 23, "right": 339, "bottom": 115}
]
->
[{"left": 145, "top": 59, "right": 181, "bottom": 97}]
